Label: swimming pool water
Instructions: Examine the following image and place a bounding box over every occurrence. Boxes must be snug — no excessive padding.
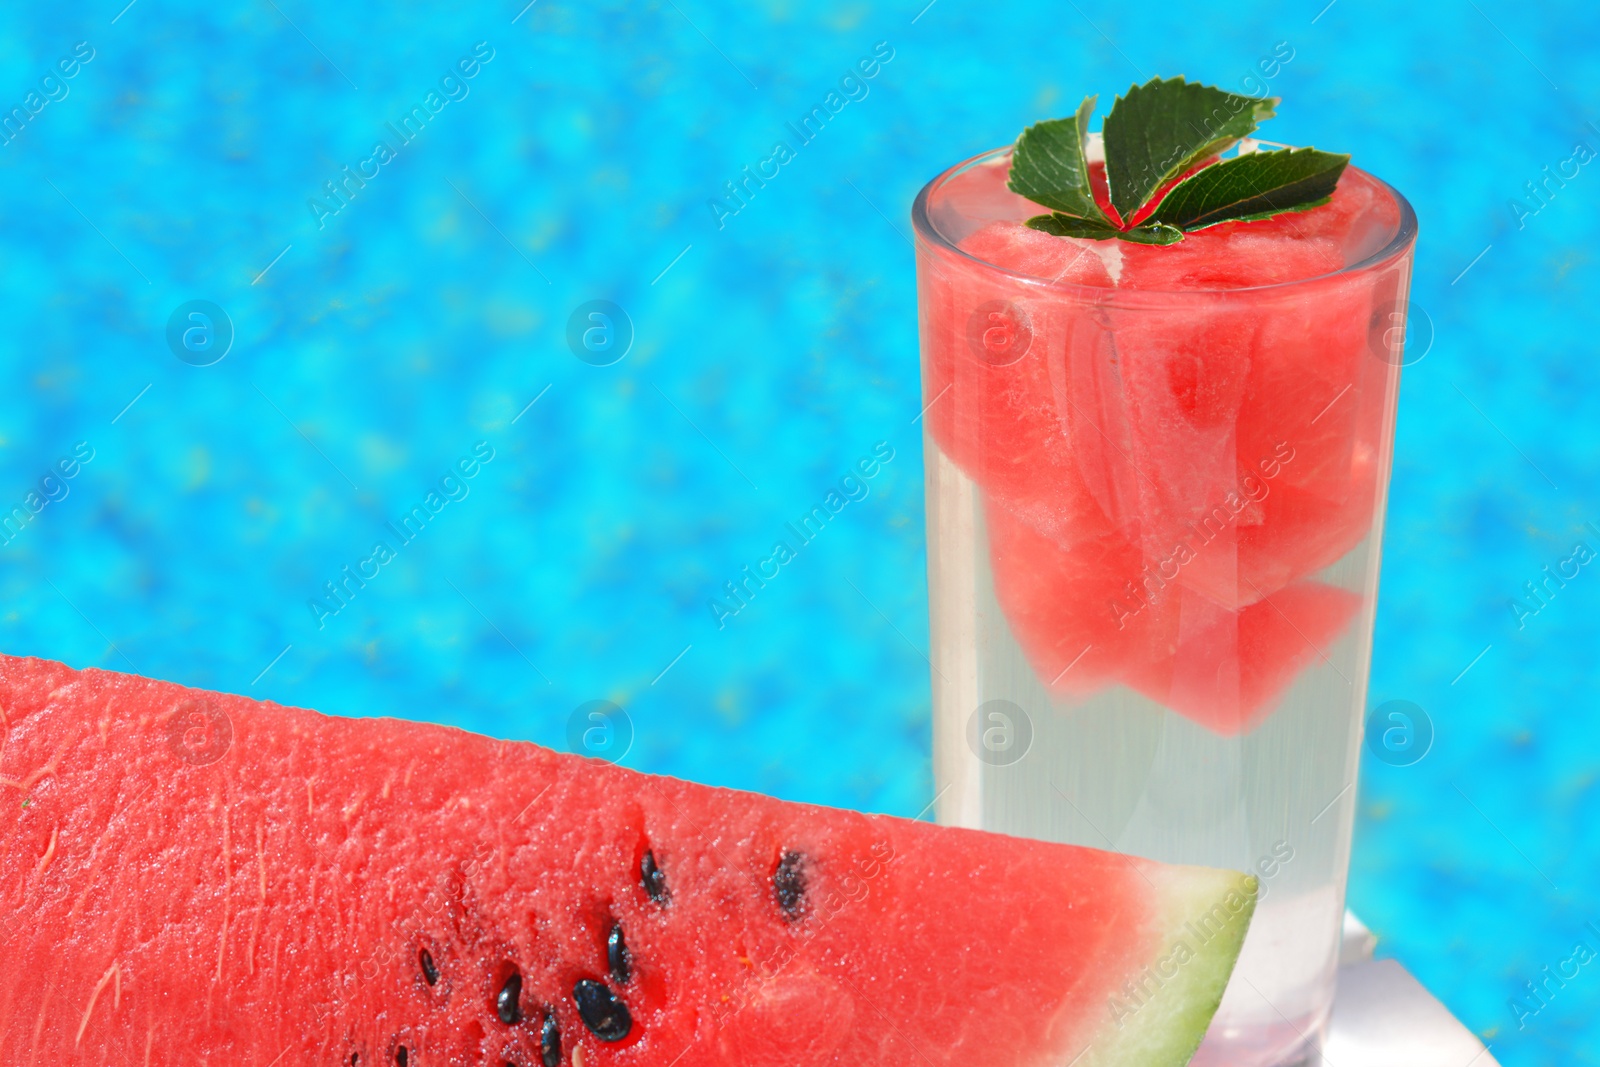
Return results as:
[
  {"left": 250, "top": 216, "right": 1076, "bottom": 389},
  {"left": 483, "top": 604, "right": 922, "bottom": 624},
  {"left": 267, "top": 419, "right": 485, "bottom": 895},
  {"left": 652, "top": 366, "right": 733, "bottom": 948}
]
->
[{"left": 0, "top": 1, "right": 1595, "bottom": 1062}]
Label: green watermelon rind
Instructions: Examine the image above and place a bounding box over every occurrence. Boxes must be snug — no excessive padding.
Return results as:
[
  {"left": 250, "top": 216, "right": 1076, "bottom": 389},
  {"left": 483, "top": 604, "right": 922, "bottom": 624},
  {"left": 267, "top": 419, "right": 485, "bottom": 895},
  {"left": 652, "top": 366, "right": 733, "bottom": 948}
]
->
[{"left": 1075, "top": 866, "right": 1259, "bottom": 1067}]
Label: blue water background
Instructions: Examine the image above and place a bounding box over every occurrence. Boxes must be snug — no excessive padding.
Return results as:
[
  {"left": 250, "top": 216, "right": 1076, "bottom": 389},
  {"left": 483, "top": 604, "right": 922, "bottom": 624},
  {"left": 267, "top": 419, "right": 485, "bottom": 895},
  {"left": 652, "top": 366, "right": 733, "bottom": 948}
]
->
[{"left": 1, "top": 1, "right": 1595, "bottom": 1061}]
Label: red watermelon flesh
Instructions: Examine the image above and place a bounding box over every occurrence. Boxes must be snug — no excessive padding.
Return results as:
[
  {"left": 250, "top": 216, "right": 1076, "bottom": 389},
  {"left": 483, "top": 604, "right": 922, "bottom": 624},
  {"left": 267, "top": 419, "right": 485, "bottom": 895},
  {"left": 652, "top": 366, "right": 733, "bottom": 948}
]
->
[
  {"left": 1073, "top": 240, "right": 1394, "bottom": 608},
  {"left": 0, "top": 655, "right": 1258, "bottom": 1067},
  {"left": 919, "top": 219, "right": 1122, "bottom": 546},
  {"left": 986, "top": 500, "right": 1363, "bottom": 734},
  {"left": 925, "top": 164, "right": 1397, "bottom": 606},
  {"left": 918, "top": 157, "right": 1401, "bottom": 732},
  {"left": 983, "top": 498, "right": 1170, "bottom": 696},
  {"left": 1121, "top": 581, "right": 1364, "bottom": 736},
  {"left": 1107, "top": 167, "right": 1402, "bottom": 558}
]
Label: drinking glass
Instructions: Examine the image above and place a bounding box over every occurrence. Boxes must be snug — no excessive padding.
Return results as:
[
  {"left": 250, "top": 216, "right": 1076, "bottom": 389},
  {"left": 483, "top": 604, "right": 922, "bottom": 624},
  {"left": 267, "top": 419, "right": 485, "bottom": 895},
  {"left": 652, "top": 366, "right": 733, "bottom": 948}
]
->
[{"left": 915, "top": 143, "right": 1417, "bottom": 1067}]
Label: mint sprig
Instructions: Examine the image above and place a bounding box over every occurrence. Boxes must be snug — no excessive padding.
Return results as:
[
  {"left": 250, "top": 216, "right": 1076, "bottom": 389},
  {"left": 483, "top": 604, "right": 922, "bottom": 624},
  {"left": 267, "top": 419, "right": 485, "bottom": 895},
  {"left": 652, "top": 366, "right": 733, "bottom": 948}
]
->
[
  {"left": 1102, "top": 77, "right": 1276, "bottom": 221},
  {"left": 1007, "top": 76, "right": 1349, "bottom": 245}
]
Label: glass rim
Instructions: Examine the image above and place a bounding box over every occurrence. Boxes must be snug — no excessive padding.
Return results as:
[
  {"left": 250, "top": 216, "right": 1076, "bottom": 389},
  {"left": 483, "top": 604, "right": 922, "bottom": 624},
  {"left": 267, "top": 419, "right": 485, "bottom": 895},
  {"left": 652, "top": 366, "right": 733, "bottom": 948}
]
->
[{"left": 910, "top": 144, "right": 1419, "bottom": 297}]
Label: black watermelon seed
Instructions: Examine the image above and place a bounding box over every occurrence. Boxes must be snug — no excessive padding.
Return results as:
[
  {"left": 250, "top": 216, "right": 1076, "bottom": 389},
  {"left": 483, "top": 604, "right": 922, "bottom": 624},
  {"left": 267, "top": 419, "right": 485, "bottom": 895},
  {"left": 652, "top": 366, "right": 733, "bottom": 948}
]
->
[
  {"left": 497, "top": 970, "right": 524, "bottom": 1025},
  {"left": 773, "top": 850, "right": 807, "bottom": 920},
  {"left": 418, "top": 948, "right": 439, "bottom": 987},
  {"left": 640, "top": 849, "right": 668, "bottom": 904},
  {"left": 540, "top": 1011, "right": 562, "bottom": 1067},
  {"left": 395, "top": 1048, "right": 408, "bottom": 1067},
  {"left": 607, "top": 921, "right": 632, "bottom": 985},
  {"left": 572, "top": 979, "right": 632, "bottom": 1042}
]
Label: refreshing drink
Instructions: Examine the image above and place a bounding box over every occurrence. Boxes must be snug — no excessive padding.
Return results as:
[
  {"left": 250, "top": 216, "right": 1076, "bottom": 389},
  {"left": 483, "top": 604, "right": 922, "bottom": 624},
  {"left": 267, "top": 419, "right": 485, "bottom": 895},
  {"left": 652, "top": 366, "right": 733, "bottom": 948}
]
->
[{"left": 914, "top": 80, "right": 1416, "bottom": 1067}]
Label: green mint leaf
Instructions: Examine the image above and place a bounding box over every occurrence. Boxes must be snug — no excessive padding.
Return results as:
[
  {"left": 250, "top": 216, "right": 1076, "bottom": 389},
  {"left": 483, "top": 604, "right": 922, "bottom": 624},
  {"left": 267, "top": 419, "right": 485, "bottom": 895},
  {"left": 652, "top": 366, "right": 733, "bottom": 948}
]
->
[
  {"left": 1007, "top": 95, "right": 1110, "bottom": 223},
  {"left": 1102, "top": 76, "right": 1277, "bottom": 220},
  {"left": 1146, "top": 148, "right": 1351, "bottom": 231},
  {"left": 1025, "top": 213, "right": 1184, "bottom": 246},
  {"left": 1024, "top": 213, "right": 1119, "bottom": 239},
  {"left": 1115, "top": 221, "right": 1186, "bottom": 245}
]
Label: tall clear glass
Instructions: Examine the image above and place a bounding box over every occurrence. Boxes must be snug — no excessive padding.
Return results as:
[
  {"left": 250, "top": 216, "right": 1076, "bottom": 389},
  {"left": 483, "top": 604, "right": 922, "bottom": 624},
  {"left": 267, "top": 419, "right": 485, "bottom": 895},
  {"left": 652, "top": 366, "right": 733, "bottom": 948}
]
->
[{"left": 915, "top": 145, "right": 1416, "bottom": 1067}]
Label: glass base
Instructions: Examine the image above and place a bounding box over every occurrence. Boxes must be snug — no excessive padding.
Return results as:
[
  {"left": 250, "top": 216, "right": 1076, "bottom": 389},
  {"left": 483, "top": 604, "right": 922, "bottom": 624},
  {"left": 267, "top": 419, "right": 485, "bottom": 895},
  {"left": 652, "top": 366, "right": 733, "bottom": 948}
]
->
[{"left": 1192, "top": 1013, "right": 1326, "bottom": 1067}]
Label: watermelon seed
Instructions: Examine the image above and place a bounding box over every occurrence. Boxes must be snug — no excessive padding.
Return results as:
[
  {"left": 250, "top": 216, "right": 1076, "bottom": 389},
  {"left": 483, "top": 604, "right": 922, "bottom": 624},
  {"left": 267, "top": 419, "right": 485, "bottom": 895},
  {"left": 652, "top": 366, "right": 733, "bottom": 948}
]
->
[
  {"left": 773, "top": 850, "right": 807, "bottom": 920},
  {"left": 395, "top": 1048, "right": 407, "bottom": 1067},
  {"left": 497, "top": 970, "right": 524, "bottom": 1025},
  {"left": 572, "top": 979, "right": 632, "bottom": 1042},
  {"left": 540, "top": 1011, "right": 562, "bottom": 1067},
  {"left": 606, "top": 921, "right": 632, "bottom": 984},
  {"left": 640, "top": 849, "right": 668, "bottom": 904},
  {"left": 418, "top": 948, "right": 439, "bottom": 987}
]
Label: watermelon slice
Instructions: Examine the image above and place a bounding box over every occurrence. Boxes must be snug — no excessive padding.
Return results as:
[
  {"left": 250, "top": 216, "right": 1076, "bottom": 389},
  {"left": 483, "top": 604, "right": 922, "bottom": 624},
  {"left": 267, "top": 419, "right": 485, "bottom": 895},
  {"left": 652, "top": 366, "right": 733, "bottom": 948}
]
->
[{"left": 0, "top": 655, "right": 1258, "bottom": 1067}]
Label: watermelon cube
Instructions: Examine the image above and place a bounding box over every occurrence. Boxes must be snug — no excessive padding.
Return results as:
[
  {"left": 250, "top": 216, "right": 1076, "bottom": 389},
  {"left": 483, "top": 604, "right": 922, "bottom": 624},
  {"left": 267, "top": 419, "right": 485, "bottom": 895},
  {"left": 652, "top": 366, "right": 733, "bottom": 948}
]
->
[
  {"left": 918, "top": 158, "right": 1401, "bottom": 733},
  {"left": 1121, "top": 580, "right": 1364, "bottom": 736},
  {"left": 1072, "top": 229, "right": 1389, "bottom": 605},
  {"left": 919, "top": 218, "right": 1122, "bottom": 546},
  {"left": 986, "top": 497, "right": 1363, "bottom": 734}
]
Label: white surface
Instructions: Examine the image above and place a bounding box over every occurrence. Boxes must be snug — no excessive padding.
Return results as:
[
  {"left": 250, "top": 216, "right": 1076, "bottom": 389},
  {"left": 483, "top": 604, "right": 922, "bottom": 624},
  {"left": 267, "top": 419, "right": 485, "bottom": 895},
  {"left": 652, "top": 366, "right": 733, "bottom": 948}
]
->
[
  {"left": 1339, "top": 911, "right": 1378, "bottom": 965},
  {"left": 1325, "top": 913, "right": 1498, "bottom": 1067}
]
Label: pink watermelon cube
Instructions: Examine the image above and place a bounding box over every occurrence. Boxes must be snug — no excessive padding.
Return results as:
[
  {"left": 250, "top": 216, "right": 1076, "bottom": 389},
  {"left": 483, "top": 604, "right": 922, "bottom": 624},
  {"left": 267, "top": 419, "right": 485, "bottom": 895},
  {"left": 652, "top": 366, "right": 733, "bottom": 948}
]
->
[
  {"left": 986, "top": 497, "right": 1363, "bottom": 733},
  {"left": 918, "top": 163, "right": 1403, "bottom": 732}
]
